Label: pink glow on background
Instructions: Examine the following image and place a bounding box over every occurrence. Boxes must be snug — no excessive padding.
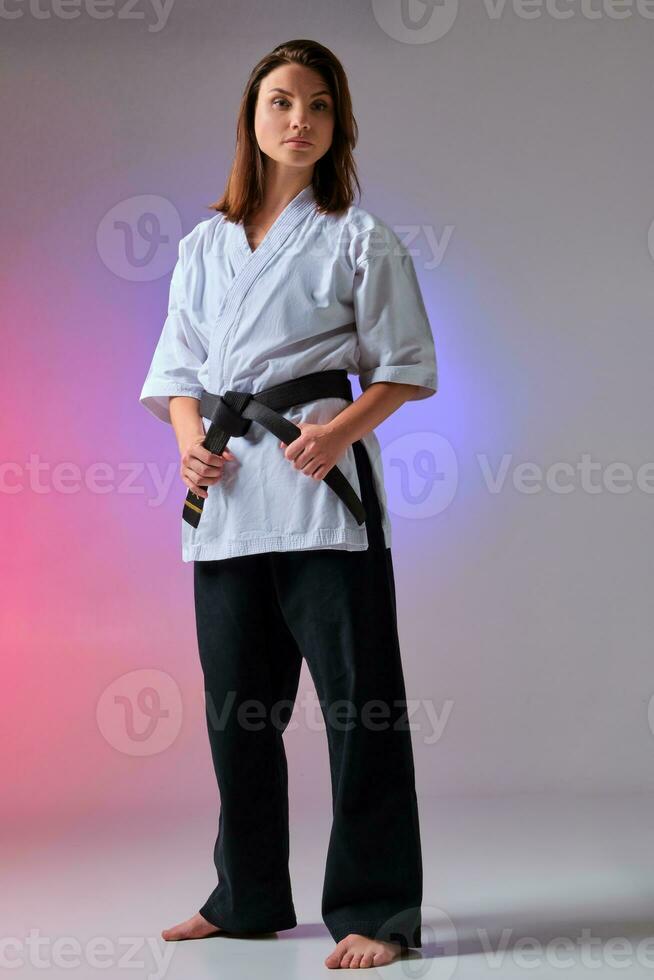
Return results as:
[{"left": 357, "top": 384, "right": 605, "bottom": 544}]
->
[
  {"left": 2, "top": 28, "right": 552, "bottom": 839},
  {"left": 5, "top": 13, "right": 653, "bottom": 875},
  {"left": 2, "top": 161, "right": 471, "bottom": 839}
]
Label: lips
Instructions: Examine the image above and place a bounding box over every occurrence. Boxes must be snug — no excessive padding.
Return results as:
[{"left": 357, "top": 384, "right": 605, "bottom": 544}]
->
[{"left": 285, "top": 139, "right": 312, "bottom": 145}]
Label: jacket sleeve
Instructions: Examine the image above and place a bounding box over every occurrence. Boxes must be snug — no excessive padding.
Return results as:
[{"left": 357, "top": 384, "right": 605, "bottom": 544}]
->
[
  {"left": 139, "top": 235, "right": 208, "bottom": 424},
  {"left": 352, "top": 221, "right": 438, "bottom": 400}
]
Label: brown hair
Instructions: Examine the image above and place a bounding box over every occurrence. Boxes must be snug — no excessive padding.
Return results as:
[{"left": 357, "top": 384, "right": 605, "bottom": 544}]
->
[{"left": 206, "top": 39, "right": 360, "bottom": 221}]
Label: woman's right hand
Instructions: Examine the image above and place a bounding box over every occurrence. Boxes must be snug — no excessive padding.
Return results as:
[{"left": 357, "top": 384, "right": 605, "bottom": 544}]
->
[{"left": 180, "top": 434, "right": 238, "bottom": 499}]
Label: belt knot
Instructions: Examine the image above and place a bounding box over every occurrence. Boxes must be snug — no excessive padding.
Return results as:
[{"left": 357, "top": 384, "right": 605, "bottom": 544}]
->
[{"left": 207, "top": 389, "right": 253, "bottom": 437}]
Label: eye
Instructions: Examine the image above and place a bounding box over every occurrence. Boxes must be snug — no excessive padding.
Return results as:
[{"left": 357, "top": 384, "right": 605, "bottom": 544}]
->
[{"left": 271, "top": 97, "right": 331, "bottom": 111}]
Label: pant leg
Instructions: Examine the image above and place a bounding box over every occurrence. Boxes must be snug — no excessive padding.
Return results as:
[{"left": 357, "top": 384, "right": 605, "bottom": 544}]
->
[
  {"left": 269, "top": 440, "right": 423, "bottom": 949},
  {"left": 193, "top": 552, "right": 303, "bottom": 933}
]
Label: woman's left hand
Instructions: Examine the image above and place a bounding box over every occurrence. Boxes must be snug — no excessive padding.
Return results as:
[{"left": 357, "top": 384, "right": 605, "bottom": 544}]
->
[{"left": 280, "top": 422, "right": 350, "bottom": 480}]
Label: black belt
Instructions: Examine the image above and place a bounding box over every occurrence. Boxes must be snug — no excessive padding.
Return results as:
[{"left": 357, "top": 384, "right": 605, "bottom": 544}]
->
[{"left": 182, "top": 369, "right": 367, "bottom": 529}]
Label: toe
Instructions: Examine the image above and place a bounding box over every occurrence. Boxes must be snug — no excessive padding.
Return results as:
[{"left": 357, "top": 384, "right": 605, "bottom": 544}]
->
[{"left": 325, "top": 940, "right": 347, "bottom": 969}]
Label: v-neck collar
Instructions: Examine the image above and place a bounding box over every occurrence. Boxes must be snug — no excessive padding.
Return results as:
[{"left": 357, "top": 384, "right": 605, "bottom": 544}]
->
[
  {"left": 237, "top": 183, "right": 315, "bottom": 255},
  {"left": 216, "top": 181, "right": 318, "bottom": 350}
]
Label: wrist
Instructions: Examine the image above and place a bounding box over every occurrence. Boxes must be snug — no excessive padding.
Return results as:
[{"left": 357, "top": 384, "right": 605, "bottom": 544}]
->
[
  {"left": 326, "top": 417, "right": 355, "bottom": 450},
  {"left": 175, "top": 423, "right": 205, "bottom": 454}
]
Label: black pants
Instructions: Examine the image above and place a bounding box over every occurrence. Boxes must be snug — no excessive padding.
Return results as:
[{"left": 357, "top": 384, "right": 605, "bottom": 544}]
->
[{"left": 193, "top": 440, "right": 423, "bottom": 948}]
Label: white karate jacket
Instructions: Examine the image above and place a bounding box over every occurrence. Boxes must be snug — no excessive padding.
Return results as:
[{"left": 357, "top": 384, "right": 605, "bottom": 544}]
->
[{"left": 139, "top": 183, "right": 438, "bottom": 561}]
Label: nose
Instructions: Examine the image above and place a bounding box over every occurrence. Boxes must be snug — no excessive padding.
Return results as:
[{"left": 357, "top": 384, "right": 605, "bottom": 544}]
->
[{"left": 291, "top": 107, "right": 311, "bottom": 131}]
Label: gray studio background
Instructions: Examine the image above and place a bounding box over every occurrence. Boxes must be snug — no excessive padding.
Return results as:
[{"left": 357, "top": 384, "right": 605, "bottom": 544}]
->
[{"left": 3, "top": 0, "right": 653, "bottom": 843}]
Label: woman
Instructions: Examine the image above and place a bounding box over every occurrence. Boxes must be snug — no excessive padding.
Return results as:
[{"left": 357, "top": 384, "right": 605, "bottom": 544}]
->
[{"left": 140, "top": 38, "right": 437, "bottom": 971}]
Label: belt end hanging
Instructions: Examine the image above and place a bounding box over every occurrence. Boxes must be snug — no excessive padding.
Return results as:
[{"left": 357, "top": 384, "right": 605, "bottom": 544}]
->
[{"left": 183, "top": 491, "right": 205, "bottom": 527}]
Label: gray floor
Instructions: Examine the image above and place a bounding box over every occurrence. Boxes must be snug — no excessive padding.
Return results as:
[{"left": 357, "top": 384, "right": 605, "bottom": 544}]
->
[{"left": 4, "top": 793, "right": 653, "bottom": 978}]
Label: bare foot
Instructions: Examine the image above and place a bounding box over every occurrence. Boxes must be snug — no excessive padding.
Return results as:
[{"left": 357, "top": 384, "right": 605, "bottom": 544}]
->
[
  {"left": 324, "top": 933, "right": 404, "bottom": 969},
  {"left": 161, "top": 912, "right": 223, "bottom": 941}
]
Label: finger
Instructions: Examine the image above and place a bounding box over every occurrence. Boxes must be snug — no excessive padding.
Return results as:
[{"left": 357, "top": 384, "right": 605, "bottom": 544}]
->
[
  {"left": 298, "top": 452, "right": 317, "bottom": 470},
  {"left": 188, "top": 454, "right": 225, "bottom": 474},
  {"left": 183, "top": 477, "right": 208, "bottom": 499},
  {"left": 287, "top": 445, "right": 306, "bottom": 464},
  {"left": 283, "top": 439, "right": 305, "bottom": 457},
  {"left": 191, "top": 444, "right": 216, "bottom": 464},
  {"left": 194, "top": 444, "right": 233, "bottom": 466},
  {"left": 185, "top": 464, "right": 224, "bottom": 491},
  {"left": 183, "top": 464, "right": 221, "bottom": 486},
  {"left": 184, "top": 452, "right": 221, "bottom": 475},
  {"left": 187, "top": 463, "right": 222, "bottom": 483}
]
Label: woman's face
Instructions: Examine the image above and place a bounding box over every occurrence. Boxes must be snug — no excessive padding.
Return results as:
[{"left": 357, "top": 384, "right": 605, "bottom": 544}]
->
[{"left": 253, "top": 63, "right": 335, "bottom": 173}]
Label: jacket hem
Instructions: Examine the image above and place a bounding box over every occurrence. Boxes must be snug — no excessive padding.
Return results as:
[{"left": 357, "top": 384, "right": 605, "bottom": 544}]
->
[{"left": 182, "top": 526, "right": 390, "bottom": 562}]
